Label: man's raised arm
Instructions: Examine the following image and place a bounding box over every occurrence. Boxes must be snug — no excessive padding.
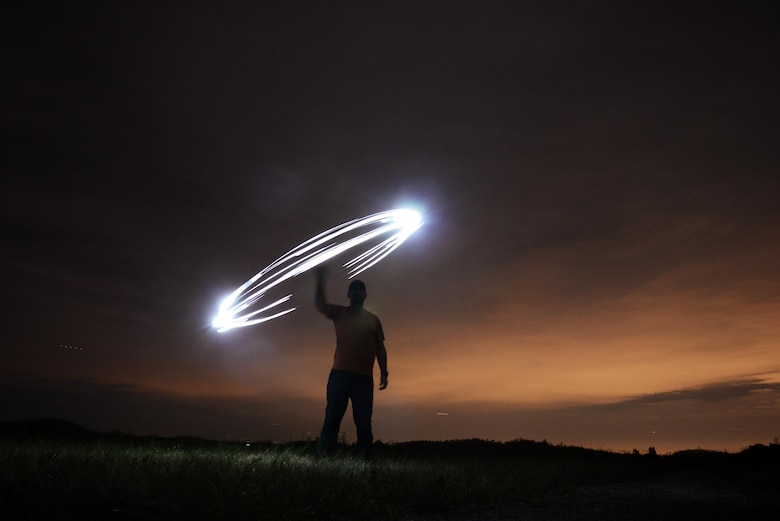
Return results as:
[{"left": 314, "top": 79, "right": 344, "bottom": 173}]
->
[{"left": 314, "top": 266, "right": 329, "bottom": 316}]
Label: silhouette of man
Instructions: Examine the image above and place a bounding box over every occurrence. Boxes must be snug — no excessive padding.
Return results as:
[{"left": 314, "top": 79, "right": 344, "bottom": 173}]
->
[{"left": 314, "top": 266, "right": 388, "bottom": 457}]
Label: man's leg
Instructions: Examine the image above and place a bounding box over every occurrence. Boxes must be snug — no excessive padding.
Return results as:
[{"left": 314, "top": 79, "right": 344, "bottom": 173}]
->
[
  {"left": 317, "top": 370, "right": 350, "bottom": 457},
  {"left": 351, "top": 373, "right": 374, "bottom": 456}
]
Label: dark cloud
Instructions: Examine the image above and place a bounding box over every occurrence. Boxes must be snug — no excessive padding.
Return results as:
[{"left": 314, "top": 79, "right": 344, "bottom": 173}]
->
[{"left": 595, "top": 376, "right": 780, "bottom": 410}]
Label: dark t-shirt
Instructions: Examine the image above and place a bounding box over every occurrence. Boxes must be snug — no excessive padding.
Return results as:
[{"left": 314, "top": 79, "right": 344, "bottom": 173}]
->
[{"left": 323, "top": 304, "right": 384, "bottom": 376}]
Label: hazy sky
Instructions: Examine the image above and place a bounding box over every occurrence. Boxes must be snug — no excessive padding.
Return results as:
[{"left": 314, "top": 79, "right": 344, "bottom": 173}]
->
[{"left": 3, "top": 1, "right": 779, "bottom": 453}]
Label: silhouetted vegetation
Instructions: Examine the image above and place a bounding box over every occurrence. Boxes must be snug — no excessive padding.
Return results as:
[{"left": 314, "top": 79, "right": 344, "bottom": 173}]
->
[{"left": 1, "top": 420, "right": 777, "bottom": 520}]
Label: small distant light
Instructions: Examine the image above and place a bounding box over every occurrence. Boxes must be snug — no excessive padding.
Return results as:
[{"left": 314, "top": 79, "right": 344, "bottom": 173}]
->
[{"left": 436, "top": 412, "right": 449, "bottom": 416}]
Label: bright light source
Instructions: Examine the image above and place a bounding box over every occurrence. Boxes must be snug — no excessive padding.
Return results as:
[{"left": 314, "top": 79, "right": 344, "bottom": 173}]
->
[{"left": 213, "top": 209, "right": 423, "bottom": 332}]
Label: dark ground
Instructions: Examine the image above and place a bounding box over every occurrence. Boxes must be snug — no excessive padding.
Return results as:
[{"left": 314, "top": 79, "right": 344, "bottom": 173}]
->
[
  {"left": 419, "top": 459, "right": 778, "bottom": 521},
  {"left": 2, "top": 420, "right": 778, "bottom": 521},
  {"left": 437, "top": 481, "right": 774, "bottom": 521}
]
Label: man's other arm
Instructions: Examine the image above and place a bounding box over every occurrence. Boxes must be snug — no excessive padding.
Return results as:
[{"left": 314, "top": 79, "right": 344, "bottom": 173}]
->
[{"left": 377, "top": 341, "right": 388, "bottom": 390}]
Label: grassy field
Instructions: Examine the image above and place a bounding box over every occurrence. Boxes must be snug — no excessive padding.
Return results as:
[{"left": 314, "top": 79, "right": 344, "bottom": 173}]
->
[{"left": 1, "top": 420, "right": 778, "bottom": 520}]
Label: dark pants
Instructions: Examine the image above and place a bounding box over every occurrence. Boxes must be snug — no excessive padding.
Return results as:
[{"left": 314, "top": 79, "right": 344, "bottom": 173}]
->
[{"left": 317, "top": 369, "right": 374, "bottom": 455}]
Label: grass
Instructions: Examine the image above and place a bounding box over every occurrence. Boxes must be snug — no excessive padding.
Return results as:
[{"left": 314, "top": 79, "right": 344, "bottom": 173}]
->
[{"left": 1, "top": 421, "right": 778, "bottom": 520}]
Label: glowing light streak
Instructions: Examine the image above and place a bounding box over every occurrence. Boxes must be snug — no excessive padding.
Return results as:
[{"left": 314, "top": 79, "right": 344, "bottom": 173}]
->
[{"left": 212, "top": 209, "right": 422, "bottom": 332}]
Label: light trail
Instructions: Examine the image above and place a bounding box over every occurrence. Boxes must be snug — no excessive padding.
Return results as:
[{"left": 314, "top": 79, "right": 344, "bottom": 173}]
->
[{"left": 212, "top": 208, "right": 423, "bottom": 332}]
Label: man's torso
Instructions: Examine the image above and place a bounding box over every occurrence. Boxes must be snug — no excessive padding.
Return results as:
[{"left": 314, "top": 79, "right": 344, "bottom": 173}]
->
[{"left": 327, "top": 305, "right": 384, "bottom": 376}]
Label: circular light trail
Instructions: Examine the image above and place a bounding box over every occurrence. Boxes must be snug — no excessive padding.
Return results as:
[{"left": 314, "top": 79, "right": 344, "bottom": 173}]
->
[{"left": 212, "top": 208, "right": 423, "bottom": 332}]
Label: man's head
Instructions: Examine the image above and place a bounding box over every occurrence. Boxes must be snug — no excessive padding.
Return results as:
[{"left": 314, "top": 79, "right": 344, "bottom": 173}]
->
[{"left": 347, "top": 279, "right": 367, "bottom": 304}]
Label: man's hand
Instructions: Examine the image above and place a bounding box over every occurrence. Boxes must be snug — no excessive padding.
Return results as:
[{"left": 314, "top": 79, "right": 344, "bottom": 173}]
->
[{"left": 379, "top": 373, "right": 388, "bottom": 390}]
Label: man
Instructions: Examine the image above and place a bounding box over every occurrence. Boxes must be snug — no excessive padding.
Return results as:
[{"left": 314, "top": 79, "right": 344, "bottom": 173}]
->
[{"left": 314, "top": 266, "right": 388, "bottom": 457}]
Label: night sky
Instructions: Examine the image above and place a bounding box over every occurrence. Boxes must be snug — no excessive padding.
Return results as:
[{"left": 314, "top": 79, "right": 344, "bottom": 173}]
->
[{"left": 4, "top": 1, "right": 779, "bottom": 453}]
